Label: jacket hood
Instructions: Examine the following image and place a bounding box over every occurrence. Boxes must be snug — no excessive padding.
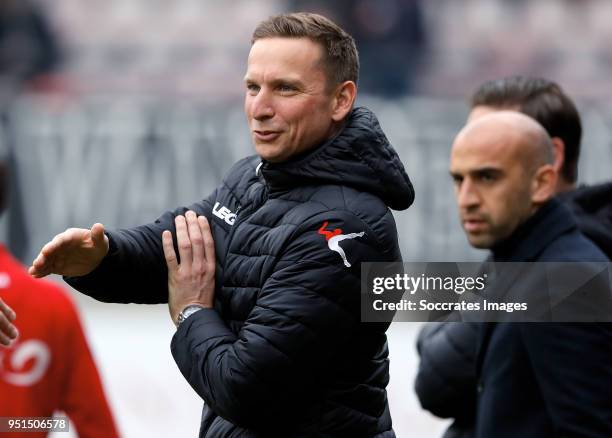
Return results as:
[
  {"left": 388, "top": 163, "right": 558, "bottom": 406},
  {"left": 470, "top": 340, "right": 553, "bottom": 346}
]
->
[
  {"left": 260, "top": 107, "right": 415, "bottom": 211},
  {"left": 561, "top": 181, "right": 612, "bottom": 259}
]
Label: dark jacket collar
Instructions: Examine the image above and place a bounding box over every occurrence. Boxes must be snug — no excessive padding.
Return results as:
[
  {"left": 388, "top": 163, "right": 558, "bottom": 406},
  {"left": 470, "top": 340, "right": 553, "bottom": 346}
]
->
[
  {"left": 558, "top": 181, "right": 612, "bottom": 259},
  {"left": 491, "top": 198, "right": 577, "bottom": 262},
  {"left": 259, "top": 107, "right": 415, "bottom": 211}
]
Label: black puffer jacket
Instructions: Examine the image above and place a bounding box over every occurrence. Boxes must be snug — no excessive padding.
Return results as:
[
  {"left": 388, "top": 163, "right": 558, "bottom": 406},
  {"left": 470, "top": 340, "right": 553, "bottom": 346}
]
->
[
  {"left": 414, "top": 322, "right": 478, "bottom": 438},
  {"left": 561, "top": 181, "right": 612, "bottom": 259},
  {"left": 66, "top": 107, "right": 415, "bottom": 437}
]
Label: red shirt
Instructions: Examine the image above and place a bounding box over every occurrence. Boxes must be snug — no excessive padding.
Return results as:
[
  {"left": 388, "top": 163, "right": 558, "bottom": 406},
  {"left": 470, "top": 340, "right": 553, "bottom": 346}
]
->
[{"left": 0, "top": 246, "right": 120, "bottom": 437}]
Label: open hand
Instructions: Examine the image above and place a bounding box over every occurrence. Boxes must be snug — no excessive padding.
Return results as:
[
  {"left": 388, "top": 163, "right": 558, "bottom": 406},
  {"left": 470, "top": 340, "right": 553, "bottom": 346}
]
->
[
  {"left": 29, "top": 223, "right": 109, "bottom": 278},
  {"left": 163, "top": 211, "right": 216, "bottom": 326}
]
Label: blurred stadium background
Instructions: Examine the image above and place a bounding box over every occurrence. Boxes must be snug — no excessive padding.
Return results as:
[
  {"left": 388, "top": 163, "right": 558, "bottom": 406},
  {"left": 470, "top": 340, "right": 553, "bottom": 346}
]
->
[{"left": 0, "top": 0, "right": 610, "bottom": 436}]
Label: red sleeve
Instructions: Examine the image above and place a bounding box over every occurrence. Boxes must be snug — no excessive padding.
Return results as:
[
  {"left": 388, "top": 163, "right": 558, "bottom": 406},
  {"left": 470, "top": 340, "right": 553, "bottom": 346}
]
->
[{"left": 54, "top": 289, "right": 121, "bottom": 438}]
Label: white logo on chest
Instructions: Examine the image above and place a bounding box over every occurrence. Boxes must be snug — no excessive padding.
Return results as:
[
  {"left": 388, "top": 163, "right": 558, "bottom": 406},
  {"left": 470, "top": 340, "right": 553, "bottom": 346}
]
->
[
  {"left": 1, "top": 340, "right": 51, "bottom": 387},
  {"left": 213, "top": 202, "right": 237, "bottom": 225}
]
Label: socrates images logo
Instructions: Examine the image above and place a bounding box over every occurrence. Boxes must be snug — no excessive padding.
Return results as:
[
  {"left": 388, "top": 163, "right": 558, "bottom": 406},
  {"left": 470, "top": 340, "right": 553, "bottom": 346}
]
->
[{"left": 318, "top": 221, "right": 365, "bottom": 268}]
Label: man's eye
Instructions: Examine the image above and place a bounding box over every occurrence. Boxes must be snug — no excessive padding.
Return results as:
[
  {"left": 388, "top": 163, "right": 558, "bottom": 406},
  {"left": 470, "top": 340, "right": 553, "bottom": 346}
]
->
[
  {"left": 278, "top": 84, "right": 296, "bottom": 92},
  {"left": 479, "top": 173, "right": 495, "bottom": 182},
  {"left": 246, "top": 84, "right": 260, "bottom": 93}
]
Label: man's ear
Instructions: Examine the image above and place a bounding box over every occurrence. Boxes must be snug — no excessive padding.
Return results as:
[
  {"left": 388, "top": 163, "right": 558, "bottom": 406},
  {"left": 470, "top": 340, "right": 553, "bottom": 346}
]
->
[
  {"left": 551, "top": 137, "right": 565, "bottom": 174},
  {"left": 531, "top": 164, "right": 558, "bottom": 204},
  {"left": 331, "top": 81, "right": 357, "bottom": 122}
]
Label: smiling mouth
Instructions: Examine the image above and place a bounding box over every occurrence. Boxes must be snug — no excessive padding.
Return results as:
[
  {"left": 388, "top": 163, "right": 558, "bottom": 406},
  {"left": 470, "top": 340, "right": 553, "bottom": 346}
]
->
[{"left": 254, "top": 130, "right": 281, "bottom": 141}]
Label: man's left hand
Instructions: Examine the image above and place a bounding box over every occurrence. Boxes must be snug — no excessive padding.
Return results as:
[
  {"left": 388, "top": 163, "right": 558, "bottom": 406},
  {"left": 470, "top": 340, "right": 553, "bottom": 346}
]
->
[{"left": 163, "top": 211, "right": 216, "bottom": 326}]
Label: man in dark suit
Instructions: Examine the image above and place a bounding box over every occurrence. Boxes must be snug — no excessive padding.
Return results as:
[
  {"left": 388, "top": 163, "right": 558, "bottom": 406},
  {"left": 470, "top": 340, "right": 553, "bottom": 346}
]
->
[
  {"left": 415, "top": 77, "right": 612, "bottom": 438},
  {"left": 447, "top": 110, "right": 611, "bottom": 437}
]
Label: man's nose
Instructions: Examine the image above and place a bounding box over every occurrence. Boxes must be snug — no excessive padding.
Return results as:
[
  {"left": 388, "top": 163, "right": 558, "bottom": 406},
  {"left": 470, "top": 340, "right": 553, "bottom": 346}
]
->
[
  {"left": 456, "top": 179, "right": 480, "bottom": 210},
  {"left": 251, "top": 90, "right": 274, "bottom": 121}
]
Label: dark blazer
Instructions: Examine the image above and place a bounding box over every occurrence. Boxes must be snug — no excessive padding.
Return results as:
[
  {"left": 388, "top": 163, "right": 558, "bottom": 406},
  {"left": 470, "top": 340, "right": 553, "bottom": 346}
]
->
[{"left": 475, "top": 199, "right": 612, "bottom": 438}]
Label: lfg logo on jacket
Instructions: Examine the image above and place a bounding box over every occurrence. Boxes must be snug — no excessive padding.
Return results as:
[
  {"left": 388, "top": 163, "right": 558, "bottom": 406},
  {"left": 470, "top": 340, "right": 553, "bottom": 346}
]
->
[
  {"left": 213, "top": 202, "right": 237, "bottom": 225},
  {"left": 318, "top": 221, "right": 365, "bottom": 268}
]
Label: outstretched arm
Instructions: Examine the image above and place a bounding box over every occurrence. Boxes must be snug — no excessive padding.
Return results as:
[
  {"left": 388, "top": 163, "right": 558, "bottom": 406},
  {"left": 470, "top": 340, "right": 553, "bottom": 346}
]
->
[{"left": 28, "top": 191, "right": 217, "bottom": 304}]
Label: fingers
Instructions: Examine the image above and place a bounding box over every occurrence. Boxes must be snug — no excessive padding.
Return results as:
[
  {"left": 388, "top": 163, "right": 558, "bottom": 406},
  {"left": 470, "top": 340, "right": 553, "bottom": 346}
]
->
[
  {"left": 29, "top": 253, "right": 47, "bottom": 277},
  {"left": 199, "top": 216, "right": 216, "bottom": 270},
  {"left": 30, "top": 249, "right": 58, "bottom": 278},
  {"left": 175, "top": 215, "right": 193, "bottom": 266},
  {"left": 186, "top": 211, "right": 204, "bottom": 267},
  {"left": 162, "top": 230, "right": 178, "bottom": 270},
  {"left": 91, "top": 223, "right": 108, "bottom": 247},
  {"left": 91, "top": 223, "right": 105, "bottom": 241},
  {"left": 0, "top": 298, "right": 18, "bottom": 346},
  {"left": 0, "top": 298, "right": 16, "bottom": 322},
  {"left": 0, "top": 316, "right": 18, "bottom": 343},
  {"left": 91, "top": 223, "right": 110, "bottom": 257},
  {"left": 29, "top": 226, "right": 109, "bottom": 278},
  {"left": 0, "top": 331, "right": 13, "bottom": 346},
  {"left": 29, "top": 237, "right": 60, "bottom": 277},
  {"left": 29, "top": 230, "right": 69, "bottom": 277},
  {"left": 170, "top": 212, "right": 214, "bottom": 270},
  {"left": 41, "top": 232, "right": 65, "bottom": 257}
]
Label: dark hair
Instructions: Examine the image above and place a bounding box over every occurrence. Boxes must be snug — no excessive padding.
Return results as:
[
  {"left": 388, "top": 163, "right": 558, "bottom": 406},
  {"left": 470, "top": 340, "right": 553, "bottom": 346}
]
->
[
  {"left": 252, "top": 12, "right": 359, "bottom": 90},
  {"left": 470, "top": 76, "right": 582, "bottom": 183}
]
